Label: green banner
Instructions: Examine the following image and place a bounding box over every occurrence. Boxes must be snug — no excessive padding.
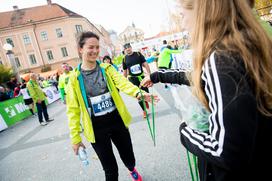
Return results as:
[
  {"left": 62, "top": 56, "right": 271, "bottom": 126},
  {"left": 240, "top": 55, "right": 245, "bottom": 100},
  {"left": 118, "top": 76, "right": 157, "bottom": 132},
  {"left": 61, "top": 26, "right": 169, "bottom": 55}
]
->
[{"left": 0, "top": 96, "right": 31, "bottom": 126}]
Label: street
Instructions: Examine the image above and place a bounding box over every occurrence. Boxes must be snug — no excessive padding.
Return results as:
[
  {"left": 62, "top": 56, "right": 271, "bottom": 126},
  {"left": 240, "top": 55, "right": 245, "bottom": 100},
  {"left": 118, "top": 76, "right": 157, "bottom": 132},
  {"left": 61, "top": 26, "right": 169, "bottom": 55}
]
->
[{"left": 0, "top": 83, "right": 191, "bottom": 181}]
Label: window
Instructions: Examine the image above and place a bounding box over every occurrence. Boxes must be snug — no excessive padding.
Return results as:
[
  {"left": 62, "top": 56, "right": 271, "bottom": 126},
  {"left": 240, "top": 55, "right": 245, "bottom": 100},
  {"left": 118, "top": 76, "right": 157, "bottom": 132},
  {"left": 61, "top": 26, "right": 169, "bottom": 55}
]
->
[
  {"left": 56, "top": 28, "right": 63, "bottom": 38},
  {"left": 29, "top": 54, "right": 37, "bottom": 64},
  {"left": 46, "top": 50, "right": 54, "bottom": 61},
  {"left": 23, "top": 34, "right": 31, "bottom": 44},
  {"left": 41, "top": 31, "right": 48, "bottom": 41},
  {"left": 14, "top": 57, "right": 21, "bottom": 68},
  {"left": 61, "top": 47, "right": 68, "bottom": 57},
  {"left": 75, "top": 25, "right": 83, "bottom": 33},
  {"left": 6, "top": 38, "right": 14, "bottom": 47}
]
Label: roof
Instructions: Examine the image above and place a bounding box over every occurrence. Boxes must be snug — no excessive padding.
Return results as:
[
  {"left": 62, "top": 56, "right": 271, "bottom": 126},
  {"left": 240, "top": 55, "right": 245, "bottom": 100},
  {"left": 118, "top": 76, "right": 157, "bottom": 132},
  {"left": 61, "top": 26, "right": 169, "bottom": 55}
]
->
[
  {"left": 119, "top": 25, "right": 144, "bottom": 36},
  {"left": 145, "top": 31, "right": 171, "bottom": 40},
  {"left": 0, "top": 3, "right": 82, "bottom": 29},
  {"left": 20, "top": 69, "right": 60, "bottom": 81}
]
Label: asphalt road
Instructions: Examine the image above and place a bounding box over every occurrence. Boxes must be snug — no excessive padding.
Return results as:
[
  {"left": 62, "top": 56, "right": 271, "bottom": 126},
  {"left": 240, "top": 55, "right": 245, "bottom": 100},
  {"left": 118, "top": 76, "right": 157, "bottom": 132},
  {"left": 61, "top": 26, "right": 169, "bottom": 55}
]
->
[{"left": 0, "top": 83, "right": 191, "bottom": 181}]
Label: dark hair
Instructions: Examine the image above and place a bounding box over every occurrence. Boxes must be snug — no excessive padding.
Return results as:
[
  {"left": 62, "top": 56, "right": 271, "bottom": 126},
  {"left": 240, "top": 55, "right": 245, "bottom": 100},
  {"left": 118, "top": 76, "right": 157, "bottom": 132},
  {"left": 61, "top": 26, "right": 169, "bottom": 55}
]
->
[
  {"left": 123, "top": 43, "right": 131, "bottom": 49},
  {"left": 166, "top": 45, "right": 172, "bottom": 49},
  {"left": 103, "top": 55, "right": 113, "bottom": 64},
  {"left": 163, "top": 40, "right": 167, "bottom": 44},
  {"left": 77, "top": 31, "right": 100, "bottom": 48}
]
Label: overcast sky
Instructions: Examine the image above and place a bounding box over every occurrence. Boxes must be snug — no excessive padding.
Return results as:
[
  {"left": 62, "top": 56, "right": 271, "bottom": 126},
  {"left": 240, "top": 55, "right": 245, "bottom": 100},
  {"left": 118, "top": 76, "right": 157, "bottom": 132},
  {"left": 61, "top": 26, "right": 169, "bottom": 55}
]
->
[{"left": 0, "top": 0, "right": 177, "bottom": 37}]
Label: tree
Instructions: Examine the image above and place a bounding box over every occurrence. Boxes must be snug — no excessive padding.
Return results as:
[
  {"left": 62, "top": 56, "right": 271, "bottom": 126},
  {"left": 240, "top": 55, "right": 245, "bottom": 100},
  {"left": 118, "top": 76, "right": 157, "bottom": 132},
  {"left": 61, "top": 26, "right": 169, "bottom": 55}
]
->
[
  {"left": 0, "top": 65, "right": 13, "bottom": 84},
  {"left": 255, "top": 0, "right": 272, "bottom": 17}
]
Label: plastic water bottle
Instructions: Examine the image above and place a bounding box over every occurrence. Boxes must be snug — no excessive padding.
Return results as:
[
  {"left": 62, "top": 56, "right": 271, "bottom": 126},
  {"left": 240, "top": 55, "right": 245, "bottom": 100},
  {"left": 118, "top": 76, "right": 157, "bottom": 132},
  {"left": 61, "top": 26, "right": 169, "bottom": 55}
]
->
[{"left": 78, "top": 147, "right": 89, "bottom": 166}]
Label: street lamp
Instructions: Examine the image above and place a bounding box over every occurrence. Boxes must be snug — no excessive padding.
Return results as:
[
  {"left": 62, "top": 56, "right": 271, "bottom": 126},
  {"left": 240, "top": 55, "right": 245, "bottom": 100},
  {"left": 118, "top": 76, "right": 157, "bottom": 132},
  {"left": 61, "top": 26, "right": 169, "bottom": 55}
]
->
[{"left": 2, "top": 43, "right": 21, "bottom": 83}]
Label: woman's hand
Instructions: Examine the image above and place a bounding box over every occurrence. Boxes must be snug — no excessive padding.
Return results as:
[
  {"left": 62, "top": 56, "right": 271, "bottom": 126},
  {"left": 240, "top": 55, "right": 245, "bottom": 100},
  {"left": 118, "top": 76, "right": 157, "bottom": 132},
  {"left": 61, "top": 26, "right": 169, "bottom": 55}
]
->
[
  {"left": 140, "top": 75, "right": 154, "bottom": 88},
  {"left": 137, "top": 92, "right": 160, "bottom": 104},
  {"left": 72, "top": 142, "right": 86, "bottom": 155}
]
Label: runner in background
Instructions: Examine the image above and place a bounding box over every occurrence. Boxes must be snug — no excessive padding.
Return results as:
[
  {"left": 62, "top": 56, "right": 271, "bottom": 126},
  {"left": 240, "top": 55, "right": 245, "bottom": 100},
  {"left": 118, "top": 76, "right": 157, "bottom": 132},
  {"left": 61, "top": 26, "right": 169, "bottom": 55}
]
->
[
  {"left": 103, "top": 55, "right": 119, "bottom": 71},
  {"left": 158, "top": 45, "right": 182, "bottom": 89},
  {"left": 58, "top": 63, "right": 72, "bottom": 104},
  {"left": 122, "top": 43, "right": 151, "bottom": 118}
]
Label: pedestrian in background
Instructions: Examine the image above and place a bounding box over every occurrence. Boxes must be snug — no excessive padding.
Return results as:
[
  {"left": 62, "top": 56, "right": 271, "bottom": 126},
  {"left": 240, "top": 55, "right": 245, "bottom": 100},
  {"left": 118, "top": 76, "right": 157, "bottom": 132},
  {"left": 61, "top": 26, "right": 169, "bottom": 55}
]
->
[
  {"left": 58, "top": 63, "right": 72, "bottom": 104},
  {"left": 66, "top": 31, "right": 158, "bottom": 181},
  {"left": 122, "top": 43, "right": 151, "bottom": 118},
  {"left": 0, "top": 86, "right": 10, "bottom": 102},
  {"left": 141, "top": 0, "right": 272, "bottom": 180},
  {"left": 27, "top": 73, "right": 54, "bottom": 126},
  {"left": 103, "top": 55, "right": 118, "bottom": 71},
  {"left": 18, "top": 80, "right": 35, "bottom": 115}
]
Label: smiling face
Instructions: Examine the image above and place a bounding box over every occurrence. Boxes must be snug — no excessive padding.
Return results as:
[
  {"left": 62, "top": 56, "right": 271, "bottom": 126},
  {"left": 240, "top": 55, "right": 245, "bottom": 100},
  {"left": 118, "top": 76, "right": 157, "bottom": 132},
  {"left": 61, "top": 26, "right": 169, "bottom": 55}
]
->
[
  {"left": 124, "top": 44, "right": 133, "bottom": 55},
  {"left": 79, "top": 37, "right": 100, "bottom": 64},
  {"left": 103, "top": 58, "right": 111, "bottom": 64}
]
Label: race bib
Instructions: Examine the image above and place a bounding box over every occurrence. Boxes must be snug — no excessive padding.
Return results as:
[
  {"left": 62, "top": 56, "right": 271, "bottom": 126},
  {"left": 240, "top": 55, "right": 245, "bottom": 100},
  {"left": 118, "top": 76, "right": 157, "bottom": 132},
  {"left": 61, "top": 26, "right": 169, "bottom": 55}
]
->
[
  {"left": 90, "top": 92, "right": 116, "bottom": 116},
  {"left": 130, "top": 64, "right": 142, "bottom": 75}
]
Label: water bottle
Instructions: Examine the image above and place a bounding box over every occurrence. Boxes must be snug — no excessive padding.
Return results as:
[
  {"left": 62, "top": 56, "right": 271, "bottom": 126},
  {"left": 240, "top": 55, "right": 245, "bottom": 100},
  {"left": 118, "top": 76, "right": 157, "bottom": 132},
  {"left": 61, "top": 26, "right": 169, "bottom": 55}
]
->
[{"left": 78, "top": 147, "right": 89, "bottom": 166}]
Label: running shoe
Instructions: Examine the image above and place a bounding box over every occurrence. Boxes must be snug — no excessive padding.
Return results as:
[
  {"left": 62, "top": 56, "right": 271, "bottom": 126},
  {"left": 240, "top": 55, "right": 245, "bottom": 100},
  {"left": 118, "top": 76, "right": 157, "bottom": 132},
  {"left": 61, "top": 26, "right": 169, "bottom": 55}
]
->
[
  {"left": 143, "top": 111, "right": 147, "bottom": 118},
  {"left": 130, "top": 168, "right": 142, "bottom": 181}
]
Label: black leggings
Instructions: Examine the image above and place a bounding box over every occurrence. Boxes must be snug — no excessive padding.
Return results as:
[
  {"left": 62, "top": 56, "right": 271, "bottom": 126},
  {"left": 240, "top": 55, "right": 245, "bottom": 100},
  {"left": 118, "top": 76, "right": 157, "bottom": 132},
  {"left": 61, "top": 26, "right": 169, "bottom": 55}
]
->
[
  {"left": 128, "top": 76, "right": 149, "bottom": 111},
  {"left": 36, "top": 100, "right": 49, "bottom": 123},
  {"left": 91, "top": 110, "right": 136, "bottom": 181}
]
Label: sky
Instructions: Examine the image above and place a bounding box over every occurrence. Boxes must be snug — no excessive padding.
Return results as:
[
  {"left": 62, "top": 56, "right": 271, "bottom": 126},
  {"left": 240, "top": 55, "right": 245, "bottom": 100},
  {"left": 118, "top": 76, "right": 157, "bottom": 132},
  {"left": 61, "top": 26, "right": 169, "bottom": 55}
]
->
[{"left": 0, "top": 0, "right": 178, "bottom": 38}]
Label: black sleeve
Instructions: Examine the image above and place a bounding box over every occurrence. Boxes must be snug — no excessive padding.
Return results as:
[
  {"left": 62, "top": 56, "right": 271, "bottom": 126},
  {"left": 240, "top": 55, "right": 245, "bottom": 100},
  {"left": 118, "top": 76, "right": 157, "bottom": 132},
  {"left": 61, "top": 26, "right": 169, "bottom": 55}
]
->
[
  {"left": 122, "top": 57, "right": 127, "bottom": 70},
  {"left": 179, "top": 52, "right": 258, "bottom": 171},
  {"left": 150, "top": 69, "right": 190, "bottom": 85}
]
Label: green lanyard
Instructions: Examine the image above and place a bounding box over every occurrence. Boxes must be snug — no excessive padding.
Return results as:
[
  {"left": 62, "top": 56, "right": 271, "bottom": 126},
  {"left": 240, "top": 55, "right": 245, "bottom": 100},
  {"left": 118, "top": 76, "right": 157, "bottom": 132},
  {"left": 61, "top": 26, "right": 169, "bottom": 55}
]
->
[
  {"left": 137, "top": 76, "right": 156, "bottom": 146},
  {"left": 186, "top": 151, "right": 199, "bottom": 181}
]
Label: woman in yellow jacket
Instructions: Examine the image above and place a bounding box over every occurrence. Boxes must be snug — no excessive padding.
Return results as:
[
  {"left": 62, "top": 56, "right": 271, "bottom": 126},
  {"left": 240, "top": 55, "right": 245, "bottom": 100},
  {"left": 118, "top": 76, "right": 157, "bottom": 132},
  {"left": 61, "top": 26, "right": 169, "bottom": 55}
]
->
[{"left": 66, "top": 31, "right": 157, "bottom": 181}]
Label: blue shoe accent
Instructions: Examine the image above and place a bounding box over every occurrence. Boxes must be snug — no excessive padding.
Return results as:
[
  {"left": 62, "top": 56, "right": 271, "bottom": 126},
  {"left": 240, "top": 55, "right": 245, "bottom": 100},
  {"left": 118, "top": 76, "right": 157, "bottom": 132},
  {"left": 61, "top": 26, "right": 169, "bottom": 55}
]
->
[{"left": 131, "top": 171, "right": 138, "bottom": 179}]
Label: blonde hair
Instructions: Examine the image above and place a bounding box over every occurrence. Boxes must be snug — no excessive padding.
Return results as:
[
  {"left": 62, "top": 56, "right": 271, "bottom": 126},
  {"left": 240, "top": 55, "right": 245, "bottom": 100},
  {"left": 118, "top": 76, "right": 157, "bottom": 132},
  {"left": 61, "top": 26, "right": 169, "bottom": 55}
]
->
[{"left": 181, "top": 0, "right": 272, "bottom": 116}]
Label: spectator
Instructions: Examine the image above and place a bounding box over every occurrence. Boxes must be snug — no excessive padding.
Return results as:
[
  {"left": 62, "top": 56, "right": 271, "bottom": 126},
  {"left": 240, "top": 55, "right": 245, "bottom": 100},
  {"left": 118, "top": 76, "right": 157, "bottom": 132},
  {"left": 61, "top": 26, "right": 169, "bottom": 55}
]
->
[
  {"left": 58, "top": 63, "right": 72, "bottom": 104},
  {"left": 13, "top": 84, "right": 21, "bottom": 97},
  {"left": 0, "top": 86, "right": 10, "bottom": 102},
  {"left": 103, "top": 55, "right": 118, "bottom": 71},
  {"left": 27, "top": 73, "right": 54, "bottom": 126},
  {"left": 6, "top": 77, "right": 18, "bottom": 91},
  {"left": 18, "top": 80, "right": 35, "bottom": 115}
]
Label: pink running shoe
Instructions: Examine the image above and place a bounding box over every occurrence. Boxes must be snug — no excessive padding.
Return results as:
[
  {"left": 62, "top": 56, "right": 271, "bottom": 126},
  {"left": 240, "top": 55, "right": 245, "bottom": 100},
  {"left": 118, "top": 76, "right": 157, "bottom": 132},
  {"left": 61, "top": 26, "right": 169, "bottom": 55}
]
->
[{"left": 130, "top": 168, "right": 143, "bottom": 181}]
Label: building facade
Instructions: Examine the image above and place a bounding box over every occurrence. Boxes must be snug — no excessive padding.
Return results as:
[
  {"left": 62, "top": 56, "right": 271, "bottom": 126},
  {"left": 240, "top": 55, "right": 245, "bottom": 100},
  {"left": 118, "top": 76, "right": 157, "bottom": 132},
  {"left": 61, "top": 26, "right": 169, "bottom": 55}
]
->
[
  {"left": 0, "top": 0, "right": 112, "bottom": 74},
  {"left": 118, "top": 23, "right": 144, "bottom": 47}
]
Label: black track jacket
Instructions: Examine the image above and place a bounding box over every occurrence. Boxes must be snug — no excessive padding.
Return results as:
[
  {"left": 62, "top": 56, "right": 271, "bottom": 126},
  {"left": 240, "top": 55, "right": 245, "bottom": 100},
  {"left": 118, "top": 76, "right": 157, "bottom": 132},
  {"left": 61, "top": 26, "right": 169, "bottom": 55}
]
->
[{"left": 150, "top": 51, "right": 272, "bottom": 181}]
